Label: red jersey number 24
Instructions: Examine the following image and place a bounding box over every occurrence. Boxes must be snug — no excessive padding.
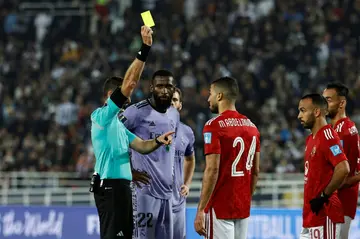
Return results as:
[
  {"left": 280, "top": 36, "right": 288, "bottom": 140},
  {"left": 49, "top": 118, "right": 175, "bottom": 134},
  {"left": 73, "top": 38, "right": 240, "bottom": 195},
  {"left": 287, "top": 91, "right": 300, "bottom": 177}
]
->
[{"left": 232, "top": 136, "right": 257, "bottom": 177}]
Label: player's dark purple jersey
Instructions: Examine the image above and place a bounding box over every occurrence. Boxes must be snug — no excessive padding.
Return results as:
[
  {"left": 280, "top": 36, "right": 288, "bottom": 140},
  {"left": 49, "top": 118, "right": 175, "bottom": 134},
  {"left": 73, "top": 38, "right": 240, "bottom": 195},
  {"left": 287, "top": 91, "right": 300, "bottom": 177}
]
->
[
  {"left": 119, "top": 100, "right": 180, "bottom": 199},
  {"left": 172, "top": 122, "right": 195, "bottom": 211}
]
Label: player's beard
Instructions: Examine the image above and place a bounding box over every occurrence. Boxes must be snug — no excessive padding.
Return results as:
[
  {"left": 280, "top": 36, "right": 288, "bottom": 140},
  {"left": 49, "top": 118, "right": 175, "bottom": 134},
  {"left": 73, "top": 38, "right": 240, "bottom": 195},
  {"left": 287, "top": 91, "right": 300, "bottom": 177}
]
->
[
  {"left": 153, "top": 94, "right": 172, "bottom": 110},
  {"left": 302, "top": 114, "right": 316, "bottom": 129},
  {"left": 326, "top": 108, "right": 338, "bottom": 119},
  {"left": 210, "top": 104, "right": 219, "bottom": 114}
]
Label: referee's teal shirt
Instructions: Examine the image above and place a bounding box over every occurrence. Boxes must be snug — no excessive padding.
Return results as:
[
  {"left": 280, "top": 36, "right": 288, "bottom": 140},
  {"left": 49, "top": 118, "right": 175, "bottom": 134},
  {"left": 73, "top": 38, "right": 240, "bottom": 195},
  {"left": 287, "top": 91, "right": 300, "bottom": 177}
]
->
[{"left": 91, "top": 97, "right": 136, "bottom": 180}]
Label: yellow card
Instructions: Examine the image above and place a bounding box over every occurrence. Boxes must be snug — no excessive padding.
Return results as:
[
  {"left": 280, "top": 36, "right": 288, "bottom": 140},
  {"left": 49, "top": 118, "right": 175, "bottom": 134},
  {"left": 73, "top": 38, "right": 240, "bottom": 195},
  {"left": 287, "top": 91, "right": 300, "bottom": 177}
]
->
[{"left": 141, "top": 11, "right": 155, "bottom": 27}]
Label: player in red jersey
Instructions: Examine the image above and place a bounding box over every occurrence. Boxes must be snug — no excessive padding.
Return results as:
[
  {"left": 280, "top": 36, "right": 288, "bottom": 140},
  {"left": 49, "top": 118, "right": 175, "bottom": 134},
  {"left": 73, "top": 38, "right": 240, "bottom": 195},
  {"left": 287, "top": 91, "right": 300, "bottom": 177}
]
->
[
  {"left": 194, "top": 76, "right": 260, "bottom": 239},
  {"left": 323, "top": 82, "right": 360, "bottom": 239},
  {"left": 298, "top": 94, "right": 350, "bottom": 239}
]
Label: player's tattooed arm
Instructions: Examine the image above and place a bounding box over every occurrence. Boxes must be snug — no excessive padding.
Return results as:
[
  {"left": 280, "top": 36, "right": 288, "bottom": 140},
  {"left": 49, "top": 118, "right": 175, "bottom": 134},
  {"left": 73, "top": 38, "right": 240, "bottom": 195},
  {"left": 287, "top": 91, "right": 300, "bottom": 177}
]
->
[
  {"left": 251, "top": 152, "right": 260, "bottom": 196},
  {"left": 120, "top": 26, "right": 153, "bottom": 98},
  {"left": 323, "top": 160, "right": 350, "bottom": 196}
]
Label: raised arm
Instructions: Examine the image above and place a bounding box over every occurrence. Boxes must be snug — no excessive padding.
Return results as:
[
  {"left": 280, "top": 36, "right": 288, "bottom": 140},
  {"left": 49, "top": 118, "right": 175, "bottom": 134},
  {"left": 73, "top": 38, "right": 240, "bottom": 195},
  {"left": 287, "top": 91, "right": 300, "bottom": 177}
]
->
[
  {"left": 121, "top": 26, "right": 153, "bottom": 98},
  {"left": 91, "top": 26, "right": 153, "bottom": 126}
]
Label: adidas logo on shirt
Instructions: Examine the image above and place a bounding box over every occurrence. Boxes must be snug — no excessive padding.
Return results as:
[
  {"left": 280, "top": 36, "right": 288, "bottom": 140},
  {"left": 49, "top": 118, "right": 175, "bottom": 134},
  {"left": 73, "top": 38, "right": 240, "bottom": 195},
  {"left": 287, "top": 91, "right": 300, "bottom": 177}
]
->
[{"left": 116, "top": 231, "right": 124, "bottom": 237}]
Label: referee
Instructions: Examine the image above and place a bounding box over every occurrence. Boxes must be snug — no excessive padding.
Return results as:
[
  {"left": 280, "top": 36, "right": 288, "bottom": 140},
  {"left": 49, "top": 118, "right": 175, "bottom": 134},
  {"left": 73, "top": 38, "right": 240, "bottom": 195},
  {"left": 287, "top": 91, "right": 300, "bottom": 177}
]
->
[{"left": 90, "top": 26, "right": 174, "bottom": 239}]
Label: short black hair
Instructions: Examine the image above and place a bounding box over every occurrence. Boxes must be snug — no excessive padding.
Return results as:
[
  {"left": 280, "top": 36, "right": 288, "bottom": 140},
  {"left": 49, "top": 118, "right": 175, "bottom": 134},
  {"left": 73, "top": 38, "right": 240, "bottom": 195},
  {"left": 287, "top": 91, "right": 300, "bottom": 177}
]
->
[
  {"left": 301, "top": 93, "right": 328, "bottom": 110},
  {"left": 326, "top": 82, "right": 349, "bottom": 99},
  {"left": 103, "top": 76, "right": 123, "bottom": 97},
  {"left": 212, "top": 76, "right": 239, "bottom": 101},
  {"left": 152, "top": 69, "right": 174, "bottom": 81},
  {"left": 174, "top": 87, "right": 182, "bottom": 102}
]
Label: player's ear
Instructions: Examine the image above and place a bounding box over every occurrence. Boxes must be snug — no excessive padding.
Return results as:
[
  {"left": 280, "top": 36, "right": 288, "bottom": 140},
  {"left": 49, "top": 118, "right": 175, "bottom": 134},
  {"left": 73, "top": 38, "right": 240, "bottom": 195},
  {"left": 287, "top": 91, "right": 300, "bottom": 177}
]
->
[
  {"left": 314, "top": 107, "right": 322, "bottom": 117},
  {"left": 216, "top": 92, "right": 223, "bottom": 101},
  {"left": 150, "top": 84, "right": 154, "bottom": 93},
  {"left": 339, "top": 99, "right": 346, "bottom": 109},
  {"left": 179, "top": 102, "right": 183, "bottom": 111}
]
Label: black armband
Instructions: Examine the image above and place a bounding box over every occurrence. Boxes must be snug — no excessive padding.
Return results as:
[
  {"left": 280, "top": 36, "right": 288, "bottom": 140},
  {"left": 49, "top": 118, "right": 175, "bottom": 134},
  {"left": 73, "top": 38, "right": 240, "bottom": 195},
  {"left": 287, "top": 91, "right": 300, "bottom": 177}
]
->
[
  {"left": 136, "top": 43, "right": 151, "bottom": 62},
  {"left": 110, "top": 87, "right": 128, "bottom": 108}
]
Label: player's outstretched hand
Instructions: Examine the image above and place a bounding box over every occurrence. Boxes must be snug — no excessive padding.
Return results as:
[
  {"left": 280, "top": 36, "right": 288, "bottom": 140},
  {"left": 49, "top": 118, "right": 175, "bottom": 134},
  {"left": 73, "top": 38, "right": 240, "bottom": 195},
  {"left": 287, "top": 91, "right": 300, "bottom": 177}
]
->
[
  {"left": 132, "top": 169, "right": 150, "bottom": 188},
  {"left": 309, "top": 193, "right": 329, "bottom": 215},
  {"left": 180, "top": 184, "right": 190, "bottom": 197},
  {"left": 194, "top": 210, "right": 206, "bottom": 236},
  {"left": 157, "top": 131, "right": 175, "bottom": 145},
  {"left": 141, "top": 25, "right": 153, "bottom": 46}
]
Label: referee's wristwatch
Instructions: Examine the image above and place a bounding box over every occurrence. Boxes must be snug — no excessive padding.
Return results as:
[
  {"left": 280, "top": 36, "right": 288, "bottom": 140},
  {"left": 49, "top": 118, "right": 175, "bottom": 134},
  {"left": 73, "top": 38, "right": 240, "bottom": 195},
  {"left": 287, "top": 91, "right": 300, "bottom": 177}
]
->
[{"left": 155, "top": 137, "right": 163, "bottom": 145}]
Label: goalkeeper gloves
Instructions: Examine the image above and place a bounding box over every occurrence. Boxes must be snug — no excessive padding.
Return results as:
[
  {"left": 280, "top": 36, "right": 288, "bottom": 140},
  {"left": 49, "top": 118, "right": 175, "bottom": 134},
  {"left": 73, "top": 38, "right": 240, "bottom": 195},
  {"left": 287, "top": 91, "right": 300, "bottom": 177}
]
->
[{"left": 309, "top": 191, "right": 329, "bottom": 215}]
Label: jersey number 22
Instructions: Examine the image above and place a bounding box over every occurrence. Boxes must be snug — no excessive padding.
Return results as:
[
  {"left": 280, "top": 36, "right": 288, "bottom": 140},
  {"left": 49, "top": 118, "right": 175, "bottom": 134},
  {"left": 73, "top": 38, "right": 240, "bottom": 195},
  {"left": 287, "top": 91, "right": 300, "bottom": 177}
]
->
[{"left": 232, "top": 136, "right": 256, "bottom": 177}]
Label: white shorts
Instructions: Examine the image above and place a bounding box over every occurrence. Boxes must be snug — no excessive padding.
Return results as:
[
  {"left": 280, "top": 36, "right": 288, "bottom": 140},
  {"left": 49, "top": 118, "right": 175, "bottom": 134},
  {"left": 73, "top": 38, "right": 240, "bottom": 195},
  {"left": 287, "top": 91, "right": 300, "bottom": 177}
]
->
[
  {"left": 339, "top": 216, "right": 352, "bottom": 239},
  {"left": 300, "top": 217, "right": 341, "bottom": 239},
  {"left": 205, "top": 208, "right": 248, "bottom": 239}
]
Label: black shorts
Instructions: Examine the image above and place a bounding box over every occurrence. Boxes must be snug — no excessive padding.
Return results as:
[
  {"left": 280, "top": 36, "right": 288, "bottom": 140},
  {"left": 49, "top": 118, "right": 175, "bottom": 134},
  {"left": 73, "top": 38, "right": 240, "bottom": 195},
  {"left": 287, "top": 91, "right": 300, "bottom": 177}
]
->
[{"left": 94, "top": 179, "right": 133, "bottom": 239}]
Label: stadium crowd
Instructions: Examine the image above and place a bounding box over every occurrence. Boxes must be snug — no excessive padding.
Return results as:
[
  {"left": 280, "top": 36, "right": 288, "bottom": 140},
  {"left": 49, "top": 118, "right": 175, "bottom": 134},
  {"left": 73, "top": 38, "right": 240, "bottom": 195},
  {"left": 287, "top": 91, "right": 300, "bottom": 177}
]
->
[{"left": 1, "top": 0, "right": 360, "bottom": 176}]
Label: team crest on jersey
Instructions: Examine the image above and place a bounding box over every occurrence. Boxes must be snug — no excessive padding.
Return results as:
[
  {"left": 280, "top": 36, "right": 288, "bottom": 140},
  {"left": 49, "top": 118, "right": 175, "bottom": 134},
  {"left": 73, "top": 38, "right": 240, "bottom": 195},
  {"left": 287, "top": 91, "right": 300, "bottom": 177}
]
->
[
  {"left": 330, "top": 145, "right": 342, "bottom": 156},
  {"left": 204, "top": 133, "right": 212, "bottom": 144},
  {"left": 349, "top": 126, "right": 358, "bottom": 135},
  {"left": 311, "top": 147, "right": 316, "bottom": 156}
]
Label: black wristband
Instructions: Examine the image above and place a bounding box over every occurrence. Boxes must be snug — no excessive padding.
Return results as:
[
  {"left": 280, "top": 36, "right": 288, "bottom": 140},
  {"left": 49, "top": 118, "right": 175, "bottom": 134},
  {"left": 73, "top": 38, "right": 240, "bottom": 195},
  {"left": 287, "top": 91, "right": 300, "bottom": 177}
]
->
[
  {"left": 110, "top": 87, "right": 128, "bottom": 108},
  {"left": 136, "top": 43, "right": 151, "bottom": 62},
  {"left": 155, "top": 137, "right": 163, "bottom": 145},
  {"left": 321, "top": 191, "right": 329, "bottom": 199}
]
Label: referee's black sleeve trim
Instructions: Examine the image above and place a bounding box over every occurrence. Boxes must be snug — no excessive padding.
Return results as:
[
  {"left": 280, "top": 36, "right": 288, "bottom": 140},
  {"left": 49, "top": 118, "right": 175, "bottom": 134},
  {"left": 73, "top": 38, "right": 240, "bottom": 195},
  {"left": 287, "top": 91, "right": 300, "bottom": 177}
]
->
[{"left": 110, "top": 88, "right": 128, "bottom": 108}]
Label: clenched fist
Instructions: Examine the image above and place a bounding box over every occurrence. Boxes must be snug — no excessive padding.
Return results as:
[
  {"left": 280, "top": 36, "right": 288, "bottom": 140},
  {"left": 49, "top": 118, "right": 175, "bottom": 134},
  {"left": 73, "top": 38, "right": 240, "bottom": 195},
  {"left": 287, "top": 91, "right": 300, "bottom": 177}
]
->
[{"left": 141, "top": 26, "right": 153, "bottom": 46}]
